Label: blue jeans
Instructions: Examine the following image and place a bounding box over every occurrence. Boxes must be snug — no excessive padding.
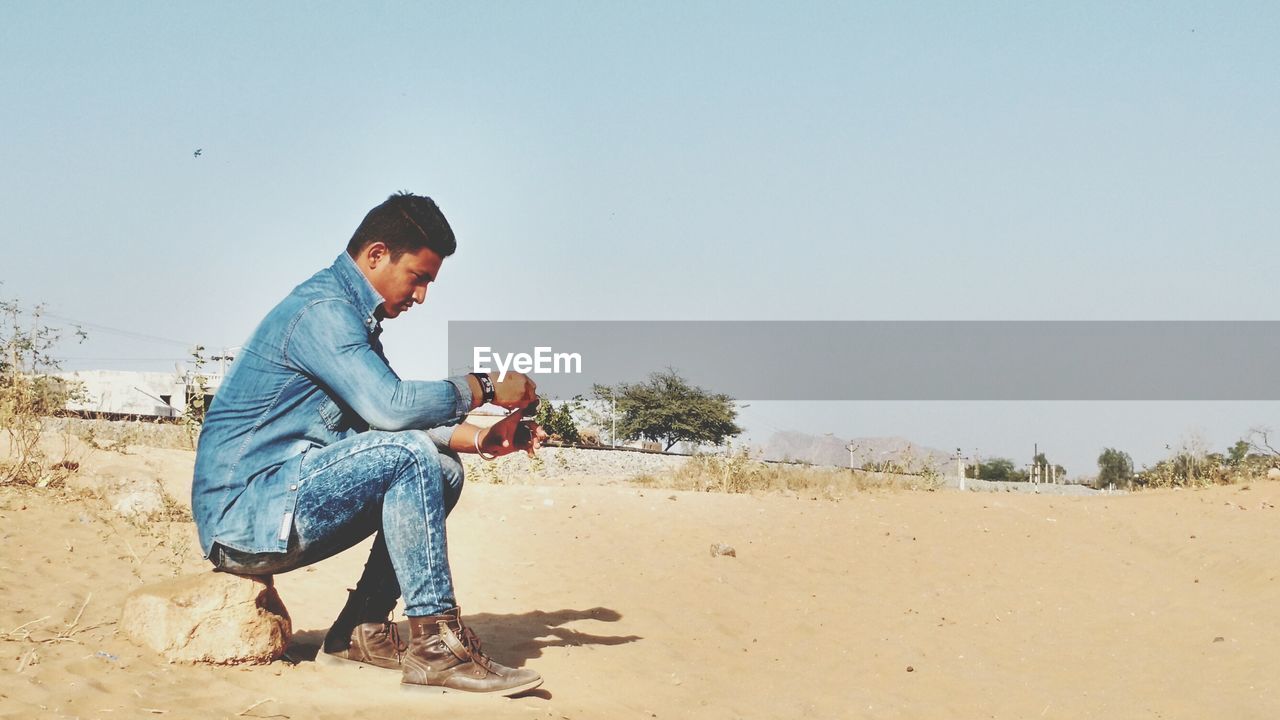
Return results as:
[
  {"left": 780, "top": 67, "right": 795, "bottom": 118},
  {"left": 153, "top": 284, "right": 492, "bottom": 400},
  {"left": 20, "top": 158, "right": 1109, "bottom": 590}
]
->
[{"left": 211, "top": 430, "right": 463, "bottom": 617}]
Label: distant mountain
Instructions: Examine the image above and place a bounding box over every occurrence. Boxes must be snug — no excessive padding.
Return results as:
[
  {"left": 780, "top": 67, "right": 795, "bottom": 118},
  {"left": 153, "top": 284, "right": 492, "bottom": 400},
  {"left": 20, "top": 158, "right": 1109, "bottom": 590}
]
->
[{"left": 760, "top": 430, "right": 953, "bottom": 473}]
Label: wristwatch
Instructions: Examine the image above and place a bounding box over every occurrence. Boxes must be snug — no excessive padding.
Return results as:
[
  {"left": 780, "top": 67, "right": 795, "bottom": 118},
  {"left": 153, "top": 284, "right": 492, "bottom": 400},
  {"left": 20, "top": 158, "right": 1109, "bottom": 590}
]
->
[{"left": 471, "top": 372, "right": 496, "bottom": 406}]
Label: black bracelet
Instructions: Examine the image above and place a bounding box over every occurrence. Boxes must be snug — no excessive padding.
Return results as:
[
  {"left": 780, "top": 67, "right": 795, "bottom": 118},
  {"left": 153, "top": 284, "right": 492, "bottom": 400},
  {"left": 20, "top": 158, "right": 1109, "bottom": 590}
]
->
[{"left": 471, "top": 372, "right": 496, "bottom": 405}]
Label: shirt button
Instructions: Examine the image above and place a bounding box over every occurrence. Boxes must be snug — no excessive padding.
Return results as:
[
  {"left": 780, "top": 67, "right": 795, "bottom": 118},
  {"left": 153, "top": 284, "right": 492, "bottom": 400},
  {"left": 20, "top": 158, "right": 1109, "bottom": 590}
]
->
[{"left": 290, "top": 485, "right": 298, "bottom": 491}]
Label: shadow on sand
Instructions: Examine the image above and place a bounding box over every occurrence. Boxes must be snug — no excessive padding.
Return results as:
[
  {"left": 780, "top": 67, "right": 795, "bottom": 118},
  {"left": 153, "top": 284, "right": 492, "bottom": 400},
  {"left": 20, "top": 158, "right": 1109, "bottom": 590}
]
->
[{"left": 288, "top": 606, "right": 640, "bottom": 669}]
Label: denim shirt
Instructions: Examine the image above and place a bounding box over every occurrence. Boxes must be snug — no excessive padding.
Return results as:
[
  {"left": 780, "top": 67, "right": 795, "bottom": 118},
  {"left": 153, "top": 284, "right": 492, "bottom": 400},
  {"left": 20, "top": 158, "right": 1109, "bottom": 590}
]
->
[{"left": 192, "top": 252, "right": 472, "bottom": 555}]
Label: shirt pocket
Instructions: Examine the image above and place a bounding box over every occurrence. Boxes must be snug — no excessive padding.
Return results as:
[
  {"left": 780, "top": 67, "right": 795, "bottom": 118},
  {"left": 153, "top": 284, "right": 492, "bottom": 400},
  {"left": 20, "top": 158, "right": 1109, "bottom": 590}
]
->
[{"left": 317, "top": 395, "right": 348, "bottom": 432}]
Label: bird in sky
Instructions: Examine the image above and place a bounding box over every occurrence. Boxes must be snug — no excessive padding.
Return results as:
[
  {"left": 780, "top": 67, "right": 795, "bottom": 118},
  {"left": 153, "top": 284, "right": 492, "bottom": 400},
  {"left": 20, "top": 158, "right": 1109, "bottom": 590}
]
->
[{"left": 193, "top": 149, "right": 203, "bottom": 158}]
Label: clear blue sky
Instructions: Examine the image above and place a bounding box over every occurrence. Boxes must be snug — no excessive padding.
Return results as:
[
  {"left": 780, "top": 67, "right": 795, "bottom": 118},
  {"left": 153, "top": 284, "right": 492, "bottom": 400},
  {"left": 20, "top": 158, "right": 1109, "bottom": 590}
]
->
[{"left": 2, "top": 2, "right": 1277, "bottom": 474}]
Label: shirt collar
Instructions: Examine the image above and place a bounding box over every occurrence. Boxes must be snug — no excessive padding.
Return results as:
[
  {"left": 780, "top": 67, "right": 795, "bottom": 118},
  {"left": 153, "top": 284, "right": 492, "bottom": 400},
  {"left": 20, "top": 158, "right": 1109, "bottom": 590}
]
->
[{"left": 331, "top": 252, "right": 385, "bottom": 335}]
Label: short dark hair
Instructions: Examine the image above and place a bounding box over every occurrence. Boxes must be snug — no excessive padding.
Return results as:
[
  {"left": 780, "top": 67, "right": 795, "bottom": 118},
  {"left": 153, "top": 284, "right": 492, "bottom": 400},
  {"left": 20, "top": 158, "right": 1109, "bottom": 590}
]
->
[{"left": 346, "top": 192, "right": 457, "bottom": 260}]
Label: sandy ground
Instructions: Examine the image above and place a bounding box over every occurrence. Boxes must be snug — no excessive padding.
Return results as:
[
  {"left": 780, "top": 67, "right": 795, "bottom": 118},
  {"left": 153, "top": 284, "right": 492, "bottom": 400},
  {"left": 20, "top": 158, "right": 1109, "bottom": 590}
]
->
[{"left": 2, "top": 441, "right": 1279, "bottom": 719}]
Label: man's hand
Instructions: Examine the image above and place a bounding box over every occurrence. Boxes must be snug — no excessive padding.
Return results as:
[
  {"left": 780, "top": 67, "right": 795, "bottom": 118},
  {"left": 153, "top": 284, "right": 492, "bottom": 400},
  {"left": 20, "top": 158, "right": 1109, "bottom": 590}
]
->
[
  {"left": 493, "top": 372, "right": 537, "bottom": 410},
  {"left": 478, "top": 410, "right": 548, "bottom": 458},
  {"left": 467, "top": 371, "right": 538, "bottom": 411}
]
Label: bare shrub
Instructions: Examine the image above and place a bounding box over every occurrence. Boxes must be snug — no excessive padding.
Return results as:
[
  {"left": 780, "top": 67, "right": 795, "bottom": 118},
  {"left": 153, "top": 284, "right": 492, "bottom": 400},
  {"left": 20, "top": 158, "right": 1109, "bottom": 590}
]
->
[
  {"left": 1137, "top": 433, "right": 1274, "bottom": 488},
  {"left": 1247, "top": 426, "right": 1280, "bottom": 467},
  {"left": 0, "top": 292, "right": 86, "bottom": 486}
]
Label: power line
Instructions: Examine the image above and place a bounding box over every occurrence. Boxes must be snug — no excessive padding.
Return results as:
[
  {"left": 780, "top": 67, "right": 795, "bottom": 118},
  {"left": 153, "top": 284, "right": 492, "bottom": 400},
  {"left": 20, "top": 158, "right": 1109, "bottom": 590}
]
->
[
  {"left": 41, "top": 312, "right": 195, "bottom": 348},
  {"left": 58, "top": 356, "right": 190, "bottom": 362}
]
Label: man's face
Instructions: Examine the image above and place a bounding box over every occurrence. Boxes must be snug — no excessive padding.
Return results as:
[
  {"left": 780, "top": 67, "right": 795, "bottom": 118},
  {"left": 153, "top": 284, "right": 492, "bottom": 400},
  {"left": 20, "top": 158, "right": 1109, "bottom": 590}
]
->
[{"left": 363, "top": 244, "right": 444, "bottom": 319}]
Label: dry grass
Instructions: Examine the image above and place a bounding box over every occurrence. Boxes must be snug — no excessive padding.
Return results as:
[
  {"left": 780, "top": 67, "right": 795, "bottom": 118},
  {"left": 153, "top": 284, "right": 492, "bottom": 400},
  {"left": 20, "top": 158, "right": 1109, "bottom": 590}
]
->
[
  {"left": 45, "top": 417, "right": 194, "bottom": 452},
  {"left": 632, "top": 451, "right": 945, "bottom": 498}
]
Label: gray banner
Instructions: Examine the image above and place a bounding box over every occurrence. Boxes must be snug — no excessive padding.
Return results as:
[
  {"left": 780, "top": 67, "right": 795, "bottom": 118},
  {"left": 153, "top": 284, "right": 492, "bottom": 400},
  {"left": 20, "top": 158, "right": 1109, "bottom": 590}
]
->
[{"left": 447, "top": 321, "right": 1280, "bottom": 400}]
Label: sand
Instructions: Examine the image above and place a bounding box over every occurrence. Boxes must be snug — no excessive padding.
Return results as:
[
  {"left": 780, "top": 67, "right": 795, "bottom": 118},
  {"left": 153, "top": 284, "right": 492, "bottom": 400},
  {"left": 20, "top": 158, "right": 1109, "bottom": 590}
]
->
[{"left": 1, "top": 440, "right": 1278, "bottom": 719}]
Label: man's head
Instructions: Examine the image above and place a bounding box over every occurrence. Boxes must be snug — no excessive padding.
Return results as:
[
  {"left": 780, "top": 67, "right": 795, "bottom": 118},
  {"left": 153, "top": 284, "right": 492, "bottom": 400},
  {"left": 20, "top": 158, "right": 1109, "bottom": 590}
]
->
[{"left": 347, "top": 193, "right": 456, "bottom": 319}]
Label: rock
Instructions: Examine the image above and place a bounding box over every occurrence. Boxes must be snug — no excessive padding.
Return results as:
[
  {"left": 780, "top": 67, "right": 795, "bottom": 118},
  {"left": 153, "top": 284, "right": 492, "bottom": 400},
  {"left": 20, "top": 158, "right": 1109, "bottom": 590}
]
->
[
  {"left": 121, "top": 572, "right": 291, "bottom": 664},
  {"left": 1268, "top": 468, "right": 1280, "bottom": 481},
  {"left": 107, "top": 478, "right": 168, "bottom": 519},
  {"left": 67, "top": 463, "right": 170, "bottom": 520},
  {"left": 710, "top": 543, "right": 736, "bottom": 558}
]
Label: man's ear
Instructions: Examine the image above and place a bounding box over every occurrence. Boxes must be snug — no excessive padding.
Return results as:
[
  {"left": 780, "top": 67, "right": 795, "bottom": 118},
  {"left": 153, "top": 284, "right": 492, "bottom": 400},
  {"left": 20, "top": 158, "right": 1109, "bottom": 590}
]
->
[{"left": 363, "top": 242, "right": 390, "bottom": 270}]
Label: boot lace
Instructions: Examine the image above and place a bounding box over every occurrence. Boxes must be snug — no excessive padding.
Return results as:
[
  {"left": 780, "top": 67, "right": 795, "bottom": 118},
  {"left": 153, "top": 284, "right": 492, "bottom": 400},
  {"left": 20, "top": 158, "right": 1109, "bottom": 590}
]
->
[
  {"left": 457, "top": 623, "right": 494, "bottom": 670},
  {"left": 373, "top": 619, "right": 407, "bottom": 660},
  {"left": 460, "top": 625, "right": 483, "bottom": 655},
  {"left": 388, "top": 621, "right": 407, "bottom": 658}
]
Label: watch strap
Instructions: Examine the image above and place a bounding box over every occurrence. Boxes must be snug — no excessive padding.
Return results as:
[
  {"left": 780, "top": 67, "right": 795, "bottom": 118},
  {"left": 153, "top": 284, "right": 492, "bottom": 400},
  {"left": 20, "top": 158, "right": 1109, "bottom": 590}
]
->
[{"left": 471, "top": 372, "right": 496, "bottom": 405}]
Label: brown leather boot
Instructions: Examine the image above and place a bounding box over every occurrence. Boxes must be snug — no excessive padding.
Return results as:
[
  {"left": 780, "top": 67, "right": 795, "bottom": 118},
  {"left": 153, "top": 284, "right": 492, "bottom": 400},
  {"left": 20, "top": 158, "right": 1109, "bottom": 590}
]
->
[
  {"left": 317, "top": 590, "right": 405, "bottom": 671},
  {"left": 401, "top": 607, "right": 542, "bottom": 696}
]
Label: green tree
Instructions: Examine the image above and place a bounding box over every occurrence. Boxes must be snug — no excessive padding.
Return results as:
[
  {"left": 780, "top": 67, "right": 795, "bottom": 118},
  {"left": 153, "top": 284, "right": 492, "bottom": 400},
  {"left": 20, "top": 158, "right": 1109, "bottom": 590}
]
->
[
  {"left": 553, "top": 402, "right": 580, "bottom": 443},
  {"left": 595, "top": 369, "right": 742, "bottom": 451},
  {"left": 970, "top": 457, "right": 1019, "bottom": 481},
  {"left": 1227, "top": 440, "right": 1250, "bottom": 467},
  {"left": 1030, "top": 452, "right": 1067, "bottom": 482},
  {"left": 1097, "top": 447, "right": 1134, "bottom": 488},
  {"left": 533, "top": 398, "right": 581, "bottom": 444}
]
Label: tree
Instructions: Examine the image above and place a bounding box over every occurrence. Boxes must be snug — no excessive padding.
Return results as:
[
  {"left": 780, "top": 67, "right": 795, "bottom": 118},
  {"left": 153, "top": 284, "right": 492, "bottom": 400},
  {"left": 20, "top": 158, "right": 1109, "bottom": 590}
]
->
[
  {"left": 1031, "top": 452, "right": 1067, "bottom": 482},
  {"left": 595, "top": 369, "right": 742, "bottom": 451},
  {"left": 1247, "top": 426, "right": 1279, "bottom": 461},
  {"left": 1097, "top": 447, "right": 1134, "bottom": 488},
  {"left": 534, "top": 398, "right": 580, "bottom": 444},
  {"left": 969, "top": 457, "right": 1019, "bottom": 481},
  {"left": 1228, "top": 439, "right": 1252, "bottom": 467},
  {"left": 181, "top": 345, "right": 211, "bottom": 447}
]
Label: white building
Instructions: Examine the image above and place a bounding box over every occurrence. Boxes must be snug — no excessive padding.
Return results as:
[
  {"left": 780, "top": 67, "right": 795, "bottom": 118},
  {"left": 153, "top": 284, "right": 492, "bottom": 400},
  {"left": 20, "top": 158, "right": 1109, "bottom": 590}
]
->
[{"left": 56, "top": 369, "right": 224, "bottom": 419}]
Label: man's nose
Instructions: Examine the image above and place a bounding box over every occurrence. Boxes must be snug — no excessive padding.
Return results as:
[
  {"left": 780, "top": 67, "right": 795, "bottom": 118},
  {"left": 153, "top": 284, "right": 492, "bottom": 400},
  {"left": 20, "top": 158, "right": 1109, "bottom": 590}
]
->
[{"left": 413, "top": 287, "right": 427, "bottom": 304}]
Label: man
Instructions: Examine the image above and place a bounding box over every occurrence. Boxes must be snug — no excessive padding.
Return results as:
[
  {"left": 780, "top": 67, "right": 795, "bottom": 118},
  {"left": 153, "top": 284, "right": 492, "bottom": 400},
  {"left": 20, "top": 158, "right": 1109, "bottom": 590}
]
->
[{"left": 192, "top": 192, "right": 545, "bottom": 696}]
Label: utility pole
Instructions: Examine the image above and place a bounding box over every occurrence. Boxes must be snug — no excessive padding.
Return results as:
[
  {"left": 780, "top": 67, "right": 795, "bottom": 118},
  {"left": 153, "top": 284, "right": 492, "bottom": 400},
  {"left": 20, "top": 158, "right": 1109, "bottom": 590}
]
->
[{"left": 212, "top": 349, "right": 230, "bottom": 376}]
